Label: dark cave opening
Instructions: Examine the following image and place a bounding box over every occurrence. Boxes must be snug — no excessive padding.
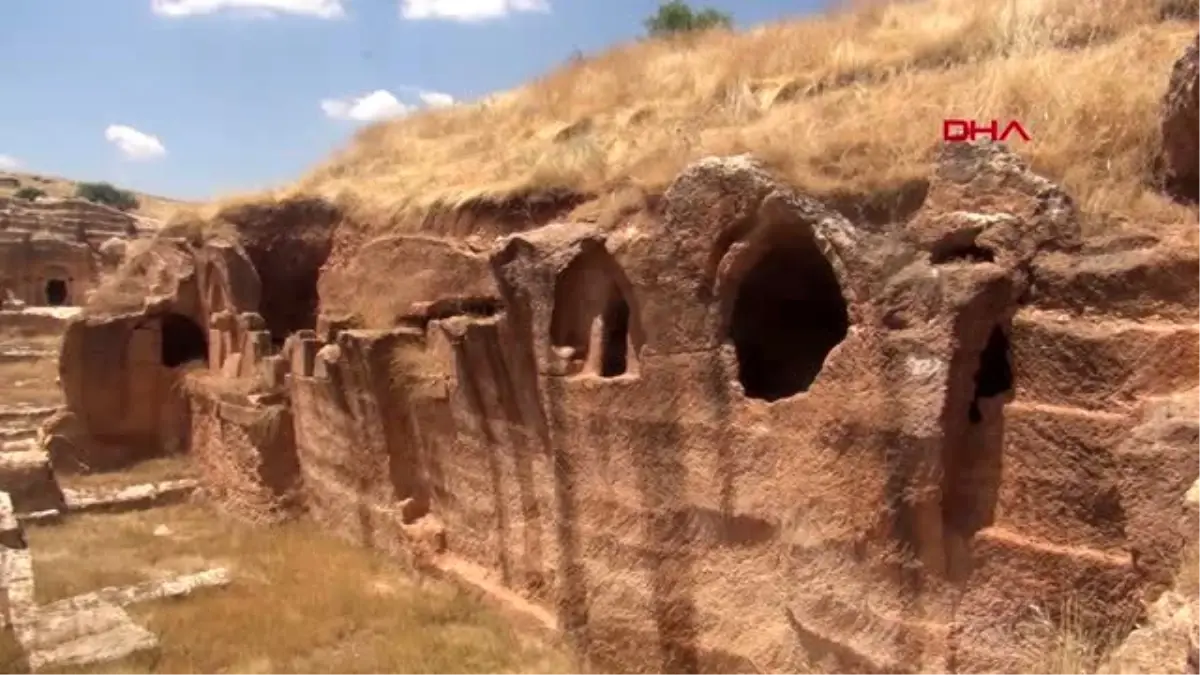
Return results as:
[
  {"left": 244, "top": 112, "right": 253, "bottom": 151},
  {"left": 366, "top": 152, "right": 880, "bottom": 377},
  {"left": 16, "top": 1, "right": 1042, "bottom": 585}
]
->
[
  {"left": 968, "top": 326, "right": 1014, "bottom": 423},
  {"left": 729, "top": 233, "right": 850, "bottom": 402},
  {"left": 45, "top": 279, "right": 68, "bottom": 306},
  {"left": 160, "top": 313, "right": 209, "bottom": 368},
  {"left": 599, "top": 294, "right": 630, "bottom": 378}
]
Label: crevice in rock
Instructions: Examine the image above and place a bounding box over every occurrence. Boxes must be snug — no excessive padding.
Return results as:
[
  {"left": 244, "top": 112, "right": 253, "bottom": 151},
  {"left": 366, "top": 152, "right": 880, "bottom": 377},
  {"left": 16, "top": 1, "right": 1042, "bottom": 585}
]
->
[
  {"left": 931, "top": 242, "right": 996, "bottom": 265},
  {"left": 942, "top": 323, "right": 1013, "bottom": 580},
  {"left": 397, "top": 296, "right": 505, "bottom": 331},
  {"left": 968, "top": 326, "right": 1013, "bottom": 424},
  {"left": 822, "top": 179, "right": 930, "bottom": 230},
  {"left": 929, "top": 230, "right": 996, "bottom": 265}
]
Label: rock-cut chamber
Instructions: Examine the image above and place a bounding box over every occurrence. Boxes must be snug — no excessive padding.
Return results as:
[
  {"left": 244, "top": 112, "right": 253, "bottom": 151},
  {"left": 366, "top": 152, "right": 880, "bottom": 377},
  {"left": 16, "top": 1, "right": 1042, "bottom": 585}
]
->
[
  {"left": 160, "top": 313, "right": 208, "bottom": 368},
  {"left": 728, "top": 225, "right": 849, "bottom": 401}
]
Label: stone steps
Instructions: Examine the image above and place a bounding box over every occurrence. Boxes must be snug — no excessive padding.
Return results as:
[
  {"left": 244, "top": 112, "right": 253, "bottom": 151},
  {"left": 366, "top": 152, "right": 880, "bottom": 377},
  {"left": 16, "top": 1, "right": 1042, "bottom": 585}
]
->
[
  {"left": 0, "top": 428, "right": 37, "bottom": 443},
  {"left": 0, "top": 479, "right": 228, "bottom": 672},
  {"left": 1030, "top": 245, "right": 1199, "bottom": 323},
  {"left": 0, "top": 406, "right": 60, "bottom": 426},
  {"left": 997, "top": 401, "right": 1131, "bottom": 554},
  {"left": 1011, "top": 309, "right": 1199, "bottom": 413},
  {"left": 954, "top": 524, "right": 1141, "bottom": 672}
]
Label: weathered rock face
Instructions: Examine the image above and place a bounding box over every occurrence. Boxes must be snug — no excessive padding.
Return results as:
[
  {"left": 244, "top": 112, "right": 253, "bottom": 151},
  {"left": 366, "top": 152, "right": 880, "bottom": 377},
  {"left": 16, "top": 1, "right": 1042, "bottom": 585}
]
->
[
  {"left": 0, "top": 197, "right": 146, "bottom": 244},
  {"left": 1161, "top": 34, "right": 1199, "bottom": 203},
  {"left": 318, "top": 233, "right": 498, "bottom": 328},
  {"left": 188, "top": 392, "right": 301, "bottom": 523},
  {"left": 0, "top": 197, "right": 155, "bottom": 307},
  {"left": 1104, "top": 588, "right": 1199, "bottom": 674},
  {"left": 54, "top": 237, "right": 263, "bottom": 471},
  {"left": 0, "top": 235, "right": 97, "bottom": 308},
  {"left": 97, "top": 237, "right": 127, "bottom": 270},
  {"left": 215, "top": 198, "right": 339, "bottom": 342},
  {"left": 55, "top": 141, "right": 1200, "bottom": 673},
  {"left": 274, "top": 142, "right": 1176, "bottom": 673}
]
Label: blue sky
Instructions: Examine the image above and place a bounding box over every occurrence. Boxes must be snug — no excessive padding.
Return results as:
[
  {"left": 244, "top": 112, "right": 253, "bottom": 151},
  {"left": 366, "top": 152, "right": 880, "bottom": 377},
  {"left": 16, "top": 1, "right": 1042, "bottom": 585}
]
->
[{"left": 0, "top": 0, "right": 827, "bottom": 201}]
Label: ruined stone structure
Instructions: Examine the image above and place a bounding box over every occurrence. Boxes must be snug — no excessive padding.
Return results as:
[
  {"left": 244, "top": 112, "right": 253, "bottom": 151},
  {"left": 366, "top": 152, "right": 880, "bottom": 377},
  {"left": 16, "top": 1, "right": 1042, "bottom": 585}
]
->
[
  {"left": 0, "top": 197, "right": 153, "bottom": 307},
  {"left": 49, "top": 137, "right": 1200, "bottom": 672}
]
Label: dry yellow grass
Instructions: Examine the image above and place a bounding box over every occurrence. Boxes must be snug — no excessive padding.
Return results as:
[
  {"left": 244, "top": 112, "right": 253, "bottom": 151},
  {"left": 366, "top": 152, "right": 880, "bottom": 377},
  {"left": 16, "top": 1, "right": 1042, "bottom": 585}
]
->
[
  {"left": 1019, "top": 596, "right": 1143, "bottom": 675},
  {"left": 56, "top": 455, "right": 195, "bottom": 491},
  {"left": 241, "top": 0, "right": 1199, "bottom": 235},
  {"left": 25, "top": 502, "right": 573, "bottom": 674}
]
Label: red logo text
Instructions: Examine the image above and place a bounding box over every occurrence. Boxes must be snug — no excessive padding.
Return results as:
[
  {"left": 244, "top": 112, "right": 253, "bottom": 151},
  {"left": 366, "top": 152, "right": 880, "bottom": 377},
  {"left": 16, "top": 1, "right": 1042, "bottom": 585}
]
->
[{"left": 942, "top": 119, "right": 1031, "bottom": 143}]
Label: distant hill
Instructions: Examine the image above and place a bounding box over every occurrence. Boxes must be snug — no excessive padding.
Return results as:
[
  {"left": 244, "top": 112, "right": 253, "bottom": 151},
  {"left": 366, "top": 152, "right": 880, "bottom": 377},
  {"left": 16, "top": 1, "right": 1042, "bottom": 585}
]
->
[{"left": 0, "top": 171, "right": 190, "bottom": 223}]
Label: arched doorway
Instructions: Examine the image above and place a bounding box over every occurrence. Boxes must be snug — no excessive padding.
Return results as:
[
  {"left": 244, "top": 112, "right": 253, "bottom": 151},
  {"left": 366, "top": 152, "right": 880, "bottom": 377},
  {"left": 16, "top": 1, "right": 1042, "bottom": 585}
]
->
[{"left": 45, "top": 279, "right": 68, "bottom": 306}]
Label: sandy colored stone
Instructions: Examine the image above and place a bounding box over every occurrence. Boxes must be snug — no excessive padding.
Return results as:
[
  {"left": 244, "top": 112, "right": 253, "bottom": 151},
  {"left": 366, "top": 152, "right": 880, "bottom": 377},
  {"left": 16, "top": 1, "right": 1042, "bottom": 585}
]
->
[
  {"left": 62, "top": 478, "right": 197, "bottom": 514},
  {"left": 0, "top": 450, "right": 65, "bottom": 514},
  {"left": 0, "top": 196, "right": 144, "bottom": 308},
  {"left": 0, "top": 491, "right": 23, "bottom": 550},
  {"left": 23, "top": 601, "right": 158, "bottom": 672},
  {"left": 53, "top": 141, "right": 1200, "bottom": 673},
  {"left": 1103, "top": 591, "right": 1199, "bottom": 674}
]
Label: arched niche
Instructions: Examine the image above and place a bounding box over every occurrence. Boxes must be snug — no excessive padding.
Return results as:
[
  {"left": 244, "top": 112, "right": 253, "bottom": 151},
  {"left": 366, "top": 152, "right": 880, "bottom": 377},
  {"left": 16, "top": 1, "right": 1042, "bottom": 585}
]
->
[
  {"left": 548, "top": 244, "right": 645, "bottom": 378},
  {"left": 42, "top": 265, "right": 73, "bottom": 306},
  {"left": 717, "top": 218, "right": 850, "bottom": 401}
]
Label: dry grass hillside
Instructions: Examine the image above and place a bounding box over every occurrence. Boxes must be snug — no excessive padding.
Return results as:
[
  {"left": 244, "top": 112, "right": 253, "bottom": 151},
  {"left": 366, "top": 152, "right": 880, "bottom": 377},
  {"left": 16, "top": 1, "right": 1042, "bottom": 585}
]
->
[
  {"left": 0, "top": 171, "right": 189, "bottom": 222},
  {"left": 230, "top": 0, "right": 1200, "bottom": 236}
]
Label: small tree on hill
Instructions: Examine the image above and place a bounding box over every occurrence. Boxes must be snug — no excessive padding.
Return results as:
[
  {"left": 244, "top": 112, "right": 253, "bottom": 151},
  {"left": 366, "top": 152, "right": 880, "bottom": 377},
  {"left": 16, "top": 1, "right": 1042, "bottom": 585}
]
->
[
  {"left": 13, "top": 186, "right": 46, "bottom": 201},
  {"left": 644, "top": 1, "right": 732, "bottom": 37},
  {"left": 74, "top": 181, "right": 139, "bottom": 211}
]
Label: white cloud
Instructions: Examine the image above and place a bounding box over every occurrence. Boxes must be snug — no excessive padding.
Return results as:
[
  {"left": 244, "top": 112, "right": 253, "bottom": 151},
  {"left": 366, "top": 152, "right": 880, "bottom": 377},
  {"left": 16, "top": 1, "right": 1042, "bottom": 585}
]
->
[
  {"left": 418, "top": 90, "right": 455, "bottom": 108},
  {"left": 321, "top": 90, "right": 414, "bottom": 122},
  {"left": 400, "top": 0, "right": 549, "bottom": 21},
  {"left": 104, "top": 125, "right": 167, "bottom": 161},
  {"left": 321, "top": 88, "right": 458, "bottom": 123},
  {"left": 151, "top": 0, "right": 345, "bottom": 18},
  {"left": 0, "top": 155, "right": 20, "bottom": 171}
]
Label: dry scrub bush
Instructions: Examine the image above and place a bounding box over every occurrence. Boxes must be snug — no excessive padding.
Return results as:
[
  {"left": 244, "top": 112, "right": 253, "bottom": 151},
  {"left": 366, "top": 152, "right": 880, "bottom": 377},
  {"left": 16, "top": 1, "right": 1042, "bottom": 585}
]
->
[
  {"left": 177, "top": 365, "right": 263, "bottom": 402},
  {"left": 1018, "top": 596, "right": 1143, "bottom": 674},
  {"left": 273, "top": 0, "right": 1197, "bottom": 234},
  {"left": 83, "top": 272, "right": 151, "bottom": 317},
  {"left": 390, "top": 338, "right": 450, "bottom": 393}
]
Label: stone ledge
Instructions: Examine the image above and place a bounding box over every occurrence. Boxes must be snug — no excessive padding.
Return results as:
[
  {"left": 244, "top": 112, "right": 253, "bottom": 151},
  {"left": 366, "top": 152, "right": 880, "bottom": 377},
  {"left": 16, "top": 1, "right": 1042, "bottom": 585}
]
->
[{"left": 61, "top": 479, "right": 198, "bottom": 515}]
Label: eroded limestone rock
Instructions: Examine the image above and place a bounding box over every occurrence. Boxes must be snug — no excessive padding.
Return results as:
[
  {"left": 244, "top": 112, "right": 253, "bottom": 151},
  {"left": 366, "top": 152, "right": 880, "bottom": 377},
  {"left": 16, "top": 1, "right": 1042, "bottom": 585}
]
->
[
  {"left": 54, "top": 235, "right": 264, "bottom": 472},
  {"left": 1161, "top": 34, "right": 1199, "bottom": 203},
  {"left": 52, "top": 141, "right": 1200, "bottom": 674},
  {"left": 0, "top": 450, "right": 64, "bottom": 514}
]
